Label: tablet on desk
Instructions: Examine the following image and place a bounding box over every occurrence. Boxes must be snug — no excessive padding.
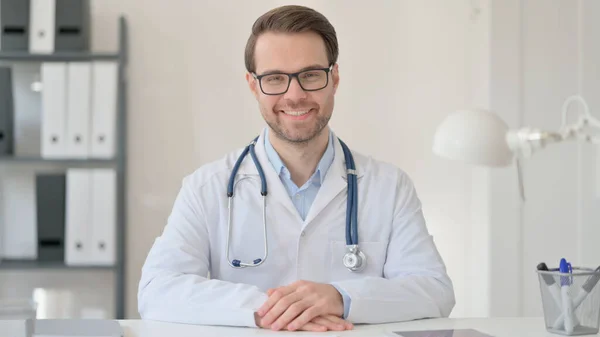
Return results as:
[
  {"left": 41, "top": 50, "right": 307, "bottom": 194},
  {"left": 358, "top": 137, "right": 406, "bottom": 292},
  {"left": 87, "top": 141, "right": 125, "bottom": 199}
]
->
[
  {"left": 392, "top": 329, "right": 494, "bottom": 337},
  {"left": 34, "top": 319, "right": 124, "bottom": 337}
]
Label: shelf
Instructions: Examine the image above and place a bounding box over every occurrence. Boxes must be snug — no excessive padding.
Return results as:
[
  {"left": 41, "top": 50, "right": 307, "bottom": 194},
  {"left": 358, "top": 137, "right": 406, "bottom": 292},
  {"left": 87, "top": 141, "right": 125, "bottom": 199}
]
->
[
  {"left": 0, "top": 156, "right": 118, "bottom": 166},
  {"left": 0, "top": 51, "right": 120, "bottom": 62},
  {"left": 0, "top": 14, "right": 128, "bottom": 319},
  {"left": 0, "top": 259, "right": 116, "bottom": 270}
]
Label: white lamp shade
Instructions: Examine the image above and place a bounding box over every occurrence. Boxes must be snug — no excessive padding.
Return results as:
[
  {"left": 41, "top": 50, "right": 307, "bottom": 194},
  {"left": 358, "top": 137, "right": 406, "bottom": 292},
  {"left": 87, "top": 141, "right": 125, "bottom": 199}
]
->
[{"left": 432, "top": 109, "right": 514, "bottom": 167}]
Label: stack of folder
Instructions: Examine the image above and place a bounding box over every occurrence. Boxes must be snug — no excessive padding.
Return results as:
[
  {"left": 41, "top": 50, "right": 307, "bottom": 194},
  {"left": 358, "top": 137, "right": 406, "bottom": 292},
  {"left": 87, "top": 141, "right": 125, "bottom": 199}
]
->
[
  {"left": 0, "top": 0, "right": 90, "bottom": 54},
  {"left": 0, "top": 0, "right": 119, "bottom": 266},
  {"left": 41, "top": 61, "right": 119, "bottom": 159},
  {"left": 1, "top": 168, "right": 118, "bottom": 267}
]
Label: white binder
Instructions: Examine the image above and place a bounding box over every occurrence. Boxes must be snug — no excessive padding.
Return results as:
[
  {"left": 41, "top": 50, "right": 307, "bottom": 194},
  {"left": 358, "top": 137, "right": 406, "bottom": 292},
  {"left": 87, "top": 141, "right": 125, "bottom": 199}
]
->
[
  {"left": 90, "top": 169, "right": 116, "bottom": 265},
  {"left": 66, "top": 62, "right": 92, "bottom": 158},
  {"left": 91, "top": 62, "right": 118, "bottom": 158},
  {"left": 0, "top": 169, "right": 37, "bottom": 259},
  {"left": 65, "top": 169, "right": 92, "bottom": 265},
  {"left": 41, "top": 62, "right": 67, "bottom": 158},
  {"left": 29, "top": 0, "right": 56, "bottom": 53}
]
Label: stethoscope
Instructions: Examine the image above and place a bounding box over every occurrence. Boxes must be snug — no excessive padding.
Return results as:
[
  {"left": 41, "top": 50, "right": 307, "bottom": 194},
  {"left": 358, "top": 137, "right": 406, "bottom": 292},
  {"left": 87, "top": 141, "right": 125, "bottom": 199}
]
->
[{"left": 226, "top": 136, "right": 366, "bottom": 272}]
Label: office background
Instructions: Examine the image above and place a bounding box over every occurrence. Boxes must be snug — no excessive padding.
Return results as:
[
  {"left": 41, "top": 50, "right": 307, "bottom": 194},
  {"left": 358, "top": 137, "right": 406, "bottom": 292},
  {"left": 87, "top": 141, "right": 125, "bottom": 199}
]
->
[{"left": 0, "top": 0, "right": 598, "bottom": 321}]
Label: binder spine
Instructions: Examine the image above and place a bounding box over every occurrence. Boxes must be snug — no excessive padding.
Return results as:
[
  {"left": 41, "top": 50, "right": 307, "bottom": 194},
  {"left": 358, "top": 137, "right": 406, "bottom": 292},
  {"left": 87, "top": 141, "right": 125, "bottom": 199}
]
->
[{"left": 0, "top": 66, "right": 14, "bottom": 155}]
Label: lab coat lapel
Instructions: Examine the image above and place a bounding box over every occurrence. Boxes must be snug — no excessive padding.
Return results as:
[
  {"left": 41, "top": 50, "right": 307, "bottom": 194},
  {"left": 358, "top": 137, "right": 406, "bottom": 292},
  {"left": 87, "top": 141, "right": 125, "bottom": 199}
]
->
[
  {"left": 240, "top": 129, "right": 303, "bottom": 221},
  {"left": 303, "top": 136, "right": 361, "bottom": 227}
]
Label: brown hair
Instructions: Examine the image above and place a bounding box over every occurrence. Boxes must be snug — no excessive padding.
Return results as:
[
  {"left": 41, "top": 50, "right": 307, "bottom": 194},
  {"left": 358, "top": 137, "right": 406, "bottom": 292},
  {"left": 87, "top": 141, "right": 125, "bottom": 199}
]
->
[{"left": 244, "top": 5, "right": 338, "bottom": 73}]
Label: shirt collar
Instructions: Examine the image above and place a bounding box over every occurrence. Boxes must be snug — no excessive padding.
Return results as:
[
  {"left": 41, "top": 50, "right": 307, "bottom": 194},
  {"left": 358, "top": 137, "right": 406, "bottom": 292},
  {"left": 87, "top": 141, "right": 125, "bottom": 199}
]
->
[{"left": 264, "top": 127, "right": 335, "bottom": 186}]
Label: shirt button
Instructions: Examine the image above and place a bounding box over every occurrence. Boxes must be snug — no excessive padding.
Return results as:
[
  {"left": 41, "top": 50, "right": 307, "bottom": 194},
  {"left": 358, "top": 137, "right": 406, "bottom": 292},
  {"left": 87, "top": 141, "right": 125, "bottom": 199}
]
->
[
  {"left": 295, "top": 194, "right": 301, "bottom": 199},
  {"left": 300, "top": 231, "right": 306, "bottom": 237}
]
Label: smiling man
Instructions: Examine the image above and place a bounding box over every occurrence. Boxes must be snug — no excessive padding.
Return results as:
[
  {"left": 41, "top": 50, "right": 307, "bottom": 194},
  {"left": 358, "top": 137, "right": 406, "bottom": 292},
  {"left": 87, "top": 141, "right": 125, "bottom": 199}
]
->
[{"left": 138, "top": 5, "right": 455, "bottom": 332}]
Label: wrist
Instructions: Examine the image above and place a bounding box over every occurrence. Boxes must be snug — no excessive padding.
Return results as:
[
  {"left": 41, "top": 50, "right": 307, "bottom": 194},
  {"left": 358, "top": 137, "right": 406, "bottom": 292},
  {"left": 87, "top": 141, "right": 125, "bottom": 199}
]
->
[
  {"left": 330, "top": 283, "right": 351, "bottom": 319},
  {"left": 330, "top": 285, "right": 344, "bottom": 316}
]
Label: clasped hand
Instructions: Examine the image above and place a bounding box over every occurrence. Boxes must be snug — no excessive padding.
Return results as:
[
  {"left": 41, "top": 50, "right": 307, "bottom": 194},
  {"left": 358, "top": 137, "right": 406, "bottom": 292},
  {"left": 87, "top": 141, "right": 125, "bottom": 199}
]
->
[{"left": 254, "top": 280, "right": 353, "bottom": 332}]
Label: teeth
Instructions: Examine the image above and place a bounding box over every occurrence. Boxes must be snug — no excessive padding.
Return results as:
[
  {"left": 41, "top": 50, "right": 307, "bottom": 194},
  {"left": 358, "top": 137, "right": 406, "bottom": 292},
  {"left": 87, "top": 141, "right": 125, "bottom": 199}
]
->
[{"left": 283, "top": 110, "right": 309, "bottom": 116}]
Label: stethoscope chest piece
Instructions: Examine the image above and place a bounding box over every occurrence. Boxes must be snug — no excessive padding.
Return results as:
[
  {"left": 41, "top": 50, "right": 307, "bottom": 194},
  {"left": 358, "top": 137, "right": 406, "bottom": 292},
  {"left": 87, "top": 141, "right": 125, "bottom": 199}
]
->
[{"left": 343, "top": 245, "right": 366, "bottom": 272}]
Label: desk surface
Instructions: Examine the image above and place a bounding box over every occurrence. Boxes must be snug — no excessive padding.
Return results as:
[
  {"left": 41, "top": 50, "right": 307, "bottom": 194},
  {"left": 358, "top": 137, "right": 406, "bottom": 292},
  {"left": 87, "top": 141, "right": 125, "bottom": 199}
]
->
[{"left": 118, "top": 317, "right": 599, "bottom": 337}]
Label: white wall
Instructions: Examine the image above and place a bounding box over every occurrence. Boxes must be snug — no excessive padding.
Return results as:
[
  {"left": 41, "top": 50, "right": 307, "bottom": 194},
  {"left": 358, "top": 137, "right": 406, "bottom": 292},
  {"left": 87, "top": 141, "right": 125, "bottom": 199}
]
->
[
  {"left": 88, "top": 0, "right": 475, "bottom": 318},
  {"left": 470, "top": 0, "right": 600, "bottom": 317}
]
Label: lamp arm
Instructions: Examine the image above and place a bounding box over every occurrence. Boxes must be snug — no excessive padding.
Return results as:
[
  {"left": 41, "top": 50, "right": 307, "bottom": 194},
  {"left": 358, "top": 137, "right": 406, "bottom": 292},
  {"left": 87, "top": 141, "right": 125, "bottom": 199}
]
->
[
  {"left": 507, "top": 95, "right": 600, "bottom": 158},
  {"left": 560, "top": 94, "right": 600, "bottom": 143}
]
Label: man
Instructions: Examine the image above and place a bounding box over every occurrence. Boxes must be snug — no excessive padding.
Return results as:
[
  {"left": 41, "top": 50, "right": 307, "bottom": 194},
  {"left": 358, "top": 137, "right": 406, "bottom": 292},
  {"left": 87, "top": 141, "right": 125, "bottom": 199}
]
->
[{"left": 138, "top": 5, "right": 455, "bottom": 332}]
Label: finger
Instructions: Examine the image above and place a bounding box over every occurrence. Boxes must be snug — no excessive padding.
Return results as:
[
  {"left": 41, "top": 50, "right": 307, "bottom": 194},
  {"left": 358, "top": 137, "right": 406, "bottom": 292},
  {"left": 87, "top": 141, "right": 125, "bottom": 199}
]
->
[
  {"left": 295, "top": 322, "right": 327, "bottom": 332},
  {"left": 257, "top": 286, "right": 296, "bottom": 317},
  {"left": 261, "top": 292, "right": 303, "bottom": 327},
  {"left": 266, "top": 288, "right": 275, "bottom": 296},
  {"left": 305, "top": 316, "right": 345, "bottom": 331},
  {"left": 271, "top": 300, "right": 311, "bottom": 331},
  {"left": 321, "top": 314, "right": 354, "bottom": 330},
  {"left": 285, "top": 306, "right": 321, "bottom": 331},
  {"left": 254, "top": 313, "right": 270, "bottom": 329}
]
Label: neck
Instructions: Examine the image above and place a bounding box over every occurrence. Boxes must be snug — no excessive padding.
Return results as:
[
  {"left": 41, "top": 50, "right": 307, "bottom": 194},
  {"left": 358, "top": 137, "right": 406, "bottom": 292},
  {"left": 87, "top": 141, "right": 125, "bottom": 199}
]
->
[{"left": 269, "top": 128, "right": 330, "bottom": 187}]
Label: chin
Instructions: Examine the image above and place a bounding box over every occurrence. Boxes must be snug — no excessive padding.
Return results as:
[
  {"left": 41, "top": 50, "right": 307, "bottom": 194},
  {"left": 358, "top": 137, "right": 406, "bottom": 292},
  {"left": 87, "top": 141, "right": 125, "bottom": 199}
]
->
[{"left": 281, "top": 127, "right": 325, "bottom": 143}]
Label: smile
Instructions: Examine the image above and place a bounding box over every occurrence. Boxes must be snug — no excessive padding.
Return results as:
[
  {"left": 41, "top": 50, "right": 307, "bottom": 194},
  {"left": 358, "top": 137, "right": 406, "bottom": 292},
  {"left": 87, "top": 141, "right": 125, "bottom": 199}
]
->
[{"left": 281, "top": 109, "right": 310, "bottom": 116}]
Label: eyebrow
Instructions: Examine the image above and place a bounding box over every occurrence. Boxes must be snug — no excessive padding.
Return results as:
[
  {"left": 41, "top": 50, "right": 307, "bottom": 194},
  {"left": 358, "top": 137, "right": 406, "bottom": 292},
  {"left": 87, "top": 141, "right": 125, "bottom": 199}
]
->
[{"left": 258, "top": 64, "right": 329, "bottom": 76}]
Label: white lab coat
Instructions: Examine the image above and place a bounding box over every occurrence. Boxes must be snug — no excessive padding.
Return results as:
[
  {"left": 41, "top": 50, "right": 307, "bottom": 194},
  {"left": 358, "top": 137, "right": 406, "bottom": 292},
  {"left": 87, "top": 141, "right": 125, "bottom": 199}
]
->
[{"left": 138, "top": 128, "right": 455, "bottom": 327}]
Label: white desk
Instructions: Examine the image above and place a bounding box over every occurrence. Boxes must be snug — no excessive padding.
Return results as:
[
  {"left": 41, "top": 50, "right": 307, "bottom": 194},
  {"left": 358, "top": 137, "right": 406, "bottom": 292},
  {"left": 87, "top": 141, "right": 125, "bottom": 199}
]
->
[{"left": 118, "top": 317, "right": 599, "bottom": 337}]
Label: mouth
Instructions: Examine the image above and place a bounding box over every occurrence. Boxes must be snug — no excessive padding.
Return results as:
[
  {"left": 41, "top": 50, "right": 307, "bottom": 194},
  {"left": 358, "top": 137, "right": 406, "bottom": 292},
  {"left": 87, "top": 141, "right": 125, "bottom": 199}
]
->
[
  {"left": 281, "top": 109, "right": 311, "bottom": 116},
  {"left": 277, "top": 108, "right": 315, "bottom": 120}
]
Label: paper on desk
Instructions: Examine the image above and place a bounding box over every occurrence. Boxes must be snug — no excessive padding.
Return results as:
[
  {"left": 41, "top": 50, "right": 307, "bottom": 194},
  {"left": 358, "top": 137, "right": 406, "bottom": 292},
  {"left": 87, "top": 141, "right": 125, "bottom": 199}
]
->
[
  {"left": 392, "top": 329, "right": 494, "bottom": 337},
  {"left": 254, "top": 334, "right": 340, "bottom": 337},
  {"left": 252, "top": 330, "right": 340, "bottom": 337}
]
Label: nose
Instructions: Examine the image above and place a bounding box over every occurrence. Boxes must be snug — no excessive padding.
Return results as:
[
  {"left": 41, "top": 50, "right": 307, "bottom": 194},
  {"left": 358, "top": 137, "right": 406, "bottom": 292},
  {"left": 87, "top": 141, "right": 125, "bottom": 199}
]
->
[{"left": 283, "top": 76, "right": 307, "bottom": 100}]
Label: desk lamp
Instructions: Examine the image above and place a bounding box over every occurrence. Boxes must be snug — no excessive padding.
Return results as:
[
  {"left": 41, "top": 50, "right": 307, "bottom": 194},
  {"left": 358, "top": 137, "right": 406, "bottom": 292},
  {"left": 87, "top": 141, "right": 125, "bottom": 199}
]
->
[{"left": 432, "top": 95, "right": 598, "bottom": 199}]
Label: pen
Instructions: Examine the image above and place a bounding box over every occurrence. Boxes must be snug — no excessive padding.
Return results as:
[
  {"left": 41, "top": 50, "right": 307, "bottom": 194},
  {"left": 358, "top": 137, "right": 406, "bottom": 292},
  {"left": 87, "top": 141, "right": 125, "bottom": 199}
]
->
[
  {"left": 559, "top": 258, "right": 575, "bottom": 334},
  {"left": 552, "top": 265, "right": 600, "bottom": 330},
  {"left": 537, "top": 262, "right": 564, "bottom": 310}
]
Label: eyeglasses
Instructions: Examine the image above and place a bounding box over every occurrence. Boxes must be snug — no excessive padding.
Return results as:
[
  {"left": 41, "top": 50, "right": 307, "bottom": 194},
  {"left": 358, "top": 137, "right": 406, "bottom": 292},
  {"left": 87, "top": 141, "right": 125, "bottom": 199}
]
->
[{"left": 252, "top": 65, "right": 333, "bottom": 95}]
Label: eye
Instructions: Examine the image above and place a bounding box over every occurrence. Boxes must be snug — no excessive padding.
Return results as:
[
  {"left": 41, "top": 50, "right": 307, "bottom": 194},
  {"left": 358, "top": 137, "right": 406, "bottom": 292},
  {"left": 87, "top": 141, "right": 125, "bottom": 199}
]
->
[
  {"left": 264, "top": 74, "right": 285, "bottom": 84},
  {"left": 300, "top": 71, "right": 323, "bottom": 81}
]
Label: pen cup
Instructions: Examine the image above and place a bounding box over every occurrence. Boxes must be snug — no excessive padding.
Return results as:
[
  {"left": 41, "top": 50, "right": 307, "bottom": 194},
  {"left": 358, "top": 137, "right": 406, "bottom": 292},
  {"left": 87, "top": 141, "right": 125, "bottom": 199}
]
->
[{"left": 537, "top": 267, "right": 600, "bottom": 336}]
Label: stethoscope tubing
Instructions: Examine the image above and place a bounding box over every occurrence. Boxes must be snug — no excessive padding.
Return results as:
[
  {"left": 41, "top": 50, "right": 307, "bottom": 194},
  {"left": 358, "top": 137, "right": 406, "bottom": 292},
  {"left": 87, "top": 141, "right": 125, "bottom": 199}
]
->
[{"left": 226, "top": 135, "right": 360, "bottom": 270}]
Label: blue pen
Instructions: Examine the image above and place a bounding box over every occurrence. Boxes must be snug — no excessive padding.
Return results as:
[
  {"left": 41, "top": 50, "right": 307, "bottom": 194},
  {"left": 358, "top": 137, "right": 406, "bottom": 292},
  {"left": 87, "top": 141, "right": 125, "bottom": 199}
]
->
[{"left": 560, "top": 258, "right": 575, "bottom": 334}]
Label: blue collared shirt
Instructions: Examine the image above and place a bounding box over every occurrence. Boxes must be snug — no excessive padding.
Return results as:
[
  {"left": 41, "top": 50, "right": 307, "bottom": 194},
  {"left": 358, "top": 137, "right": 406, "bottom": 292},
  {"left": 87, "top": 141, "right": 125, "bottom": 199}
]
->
[
  {"left": 264, "top": 128, "right": 335, "bottom": 220},
  {"left": 264, "top": 128, "right": 351, "bottom": 319}
]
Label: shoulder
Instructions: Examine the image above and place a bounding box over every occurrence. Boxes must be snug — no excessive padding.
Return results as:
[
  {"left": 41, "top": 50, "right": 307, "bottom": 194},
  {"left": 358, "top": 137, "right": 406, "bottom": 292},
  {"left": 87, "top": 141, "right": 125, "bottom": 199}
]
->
[
  {"left": 179, "top": 146, "right": 247, "bottom": 192},
  {"left": 353, "top": 149, "right": 415, "bottom": 189},
  {"left": 352, "top": 148, "right": 421, "bottom": 211}
]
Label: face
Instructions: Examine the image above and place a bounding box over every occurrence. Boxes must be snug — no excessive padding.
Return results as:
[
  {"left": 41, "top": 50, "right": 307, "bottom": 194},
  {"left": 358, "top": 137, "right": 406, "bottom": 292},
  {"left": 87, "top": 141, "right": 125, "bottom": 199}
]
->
[{"left": 246, "top": 31, "right": 339, "bottom": 144}]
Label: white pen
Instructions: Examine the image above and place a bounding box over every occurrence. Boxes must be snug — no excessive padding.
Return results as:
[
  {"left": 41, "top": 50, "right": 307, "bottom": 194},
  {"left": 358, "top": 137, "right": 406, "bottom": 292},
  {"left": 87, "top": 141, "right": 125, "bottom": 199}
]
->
[
  {"left": 559, "top": 258, "right": 575, "bottom": 334},
  {"left": 537, "top": 263, "right": 564, "bottom": 309},
  {"left": 553, "top": 266, "right": 600, "bottom": 330}
]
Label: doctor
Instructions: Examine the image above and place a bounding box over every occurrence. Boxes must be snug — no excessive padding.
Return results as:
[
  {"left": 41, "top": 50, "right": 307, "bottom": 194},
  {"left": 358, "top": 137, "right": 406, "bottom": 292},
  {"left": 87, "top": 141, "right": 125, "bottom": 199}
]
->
[{"left": 138, "top": 4, "right": 455, "bottom": 332}]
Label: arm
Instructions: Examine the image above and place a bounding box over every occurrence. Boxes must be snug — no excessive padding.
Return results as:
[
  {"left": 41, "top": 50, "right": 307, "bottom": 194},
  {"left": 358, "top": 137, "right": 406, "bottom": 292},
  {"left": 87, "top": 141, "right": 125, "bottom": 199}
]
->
[
  {"left": 137, "top": 175, "right": 267, "bottom": 327},
  {"left": 331, "top": 172, "right": 456, "bottom": 324}
]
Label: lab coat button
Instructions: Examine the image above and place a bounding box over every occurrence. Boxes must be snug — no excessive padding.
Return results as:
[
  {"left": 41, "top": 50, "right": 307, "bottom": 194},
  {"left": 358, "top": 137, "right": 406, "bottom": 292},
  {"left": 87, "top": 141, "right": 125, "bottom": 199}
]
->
[{"left": 300, "top": 231, "right": 306, "bottom": 237}]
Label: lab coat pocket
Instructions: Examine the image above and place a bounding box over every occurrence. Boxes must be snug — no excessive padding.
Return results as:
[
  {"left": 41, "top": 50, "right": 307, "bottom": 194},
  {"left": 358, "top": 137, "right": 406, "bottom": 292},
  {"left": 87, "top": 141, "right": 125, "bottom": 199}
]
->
[{"left": 329, "top": 240, "right": 388, "bottom": 281}]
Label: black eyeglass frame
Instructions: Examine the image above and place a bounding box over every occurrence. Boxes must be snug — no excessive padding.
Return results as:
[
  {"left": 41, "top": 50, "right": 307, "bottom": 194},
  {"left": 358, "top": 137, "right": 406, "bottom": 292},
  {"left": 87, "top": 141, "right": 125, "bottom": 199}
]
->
[{"left": 251, "top": 64, "right": 334, "bottom": 96}]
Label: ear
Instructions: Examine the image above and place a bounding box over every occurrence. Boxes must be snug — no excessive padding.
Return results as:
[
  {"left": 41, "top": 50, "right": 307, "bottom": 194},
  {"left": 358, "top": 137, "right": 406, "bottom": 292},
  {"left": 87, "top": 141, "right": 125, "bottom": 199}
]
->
[
  {"left": 331, "top": 63, "right": 340, "bottom": 94},
  {"left": 246, "top": 72, "right": 259, "bottom": 99}
]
